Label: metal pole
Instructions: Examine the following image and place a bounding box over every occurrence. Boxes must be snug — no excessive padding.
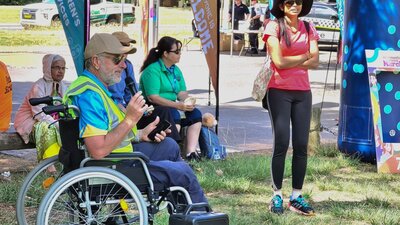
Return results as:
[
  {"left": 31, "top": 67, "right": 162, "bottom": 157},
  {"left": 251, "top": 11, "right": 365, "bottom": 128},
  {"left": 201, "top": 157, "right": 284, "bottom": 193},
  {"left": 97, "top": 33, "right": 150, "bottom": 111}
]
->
[
  {"left": 120, "top": 0, "right": 125, "bottom": 31},
  {"left": 208, "top": 73, "right": 211, "bottom": 106},
  {"left": 216, "top": 0, "right": 221, "bottom": 134},
  {"left": 153, "top": 0, "right": 159, "bottom": 47},
  {"left": 84, "top": 0, "right": 90, "bottom": 49},
  {"left": 230, "top": 0, "right": 234, "bottom": 56}
]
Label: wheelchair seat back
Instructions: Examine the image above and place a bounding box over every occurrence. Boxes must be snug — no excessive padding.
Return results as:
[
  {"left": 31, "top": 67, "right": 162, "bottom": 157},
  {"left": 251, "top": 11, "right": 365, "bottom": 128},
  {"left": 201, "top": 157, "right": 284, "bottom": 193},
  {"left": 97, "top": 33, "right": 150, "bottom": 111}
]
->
[{"left": 58, "top": 118, "right": 85, "bottom": 173}]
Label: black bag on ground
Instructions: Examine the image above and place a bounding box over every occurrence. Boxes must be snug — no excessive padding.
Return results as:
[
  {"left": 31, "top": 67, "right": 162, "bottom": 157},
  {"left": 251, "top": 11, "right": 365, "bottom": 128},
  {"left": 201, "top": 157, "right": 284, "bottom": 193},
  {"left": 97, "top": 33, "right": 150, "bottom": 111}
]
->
[{"left": 169, "top": 203, "right": 229, "bottom": 225}]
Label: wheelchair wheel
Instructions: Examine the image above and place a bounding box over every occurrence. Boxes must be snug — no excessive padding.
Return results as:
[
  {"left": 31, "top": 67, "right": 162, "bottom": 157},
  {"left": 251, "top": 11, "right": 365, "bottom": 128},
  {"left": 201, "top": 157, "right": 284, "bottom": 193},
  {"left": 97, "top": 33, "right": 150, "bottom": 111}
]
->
[
  {"left": 16, "top": 156, "right": 63, "bottom": 225},
  {"left": 37, "top": 166, "right": 148, "bottom": 225}
]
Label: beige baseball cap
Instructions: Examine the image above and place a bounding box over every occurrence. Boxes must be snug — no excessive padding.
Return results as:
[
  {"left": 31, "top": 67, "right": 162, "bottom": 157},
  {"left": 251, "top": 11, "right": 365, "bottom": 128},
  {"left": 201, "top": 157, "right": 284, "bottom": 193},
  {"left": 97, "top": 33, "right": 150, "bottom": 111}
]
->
[
  {"left": 112, "top": 31, "right": 137, "bottom": 44},
  {"left": 84, "top": 33, "right": 136, "bottom": 60}
]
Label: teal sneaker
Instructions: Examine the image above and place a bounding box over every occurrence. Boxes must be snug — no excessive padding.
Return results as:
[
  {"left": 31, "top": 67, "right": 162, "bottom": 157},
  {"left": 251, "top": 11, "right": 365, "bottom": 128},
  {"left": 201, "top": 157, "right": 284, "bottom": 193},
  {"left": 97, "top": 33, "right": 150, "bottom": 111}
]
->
[
  {"left": 288, "top": 195, "right": 315, "bottom": 216},
  {"left": 269, "top": 195, "right": 284, "bottom": 215}
]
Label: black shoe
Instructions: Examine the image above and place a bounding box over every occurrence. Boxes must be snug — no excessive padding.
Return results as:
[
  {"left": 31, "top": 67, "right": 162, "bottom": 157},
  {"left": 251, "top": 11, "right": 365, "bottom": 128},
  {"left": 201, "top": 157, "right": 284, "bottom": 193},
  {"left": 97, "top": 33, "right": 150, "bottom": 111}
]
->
[
  {"left": 260, "top": 48, "right": 266, "bottom": 52},
  {"left": 288, "top": 195, "right": 315, "bottom": 216},
  {"left": 250, "top": 48, "right": 258, "bottom": 55},
  {"left": 186, "top": 152, "right": 202, "bottom": 162}
]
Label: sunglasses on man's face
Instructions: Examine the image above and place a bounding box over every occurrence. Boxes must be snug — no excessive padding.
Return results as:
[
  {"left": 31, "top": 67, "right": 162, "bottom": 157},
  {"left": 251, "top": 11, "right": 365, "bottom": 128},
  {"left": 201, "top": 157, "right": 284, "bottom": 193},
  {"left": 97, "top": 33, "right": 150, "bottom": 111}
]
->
[
  {"left": 284, "top": 0, "right": 303, "bottom": 7},
  {"left": 168, "top": 49, "right": 182, "bottom": 54},
  {"left": 100, "top": 54, "right": 126, "bottom": 65}
]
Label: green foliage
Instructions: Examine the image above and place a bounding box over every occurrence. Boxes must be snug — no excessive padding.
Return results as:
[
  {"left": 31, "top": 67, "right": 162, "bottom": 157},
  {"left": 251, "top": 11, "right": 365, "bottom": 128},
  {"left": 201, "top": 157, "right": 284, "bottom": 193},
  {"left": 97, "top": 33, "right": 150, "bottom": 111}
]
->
[
  {"left": 0, "top": 6, "right": 21, "bottom": 23},
  {"left": 0, "top": 30, "right": 66, "bottom": 46},
  {"left": 0, "top": 0, "right": 41, "bottom": 5},
  {"left": 313, "top": 143, "right": 341, "bottom": 157}
]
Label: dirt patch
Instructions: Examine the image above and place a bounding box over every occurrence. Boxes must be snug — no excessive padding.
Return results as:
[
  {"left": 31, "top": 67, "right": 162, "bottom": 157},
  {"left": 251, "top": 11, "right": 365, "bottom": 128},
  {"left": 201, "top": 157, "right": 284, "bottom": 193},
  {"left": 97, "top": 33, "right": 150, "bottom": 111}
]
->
[
  {"left": 0, "top": 153, "right": 36, "bottom": 174},
  {"left": 0, "top": 203, "right": 17, "bottom": 225}
]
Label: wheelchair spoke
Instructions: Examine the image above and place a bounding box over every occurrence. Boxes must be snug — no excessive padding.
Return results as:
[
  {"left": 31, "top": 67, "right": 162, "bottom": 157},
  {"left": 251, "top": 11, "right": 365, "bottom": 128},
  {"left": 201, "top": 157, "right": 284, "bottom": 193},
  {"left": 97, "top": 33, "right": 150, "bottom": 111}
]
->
[
  {"left": 38, "top": 168, "right": 146, "bottom": 225},
  {"left": 16, "top": 156, "right": 63, "bottom": 225}
]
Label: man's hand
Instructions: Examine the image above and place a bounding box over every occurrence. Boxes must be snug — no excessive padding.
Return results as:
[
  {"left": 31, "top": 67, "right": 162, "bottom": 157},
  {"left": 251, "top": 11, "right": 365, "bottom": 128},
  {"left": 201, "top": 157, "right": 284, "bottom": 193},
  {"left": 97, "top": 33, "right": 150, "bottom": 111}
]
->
[
  {"left": 141, "top": 116, "right": 171, "bottom": 142},
  {"left": 124, "top": 91, "right": 147, "bottom": 126}
]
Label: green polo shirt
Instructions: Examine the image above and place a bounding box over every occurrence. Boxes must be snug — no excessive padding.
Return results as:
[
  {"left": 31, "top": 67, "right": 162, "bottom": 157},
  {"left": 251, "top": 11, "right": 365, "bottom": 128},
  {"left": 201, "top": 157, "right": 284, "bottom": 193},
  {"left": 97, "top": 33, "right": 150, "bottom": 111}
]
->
[{"left": 140, "top": 59, "right": 187, "bottom": 101}]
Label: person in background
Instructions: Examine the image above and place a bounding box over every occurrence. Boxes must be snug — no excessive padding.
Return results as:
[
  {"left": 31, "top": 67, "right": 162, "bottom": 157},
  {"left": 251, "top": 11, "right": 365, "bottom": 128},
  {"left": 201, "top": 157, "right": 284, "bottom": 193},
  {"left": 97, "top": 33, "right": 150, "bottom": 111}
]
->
[
  {"left": 109, "top": 31, "right": 181, "bottom": 142},
  {"left": 139, "top": 36, "right": 202, "bottom": 162},
  {"left": 228, "top": 0, "right": 250, "bottom": 40},
  {"left": 0, "top": 61, "right": 12, "bottom": 132},
  {"left": 14, "top": 54, "right": 68, "bottom": 172},
  {"left": 263, "top": 0, "right": 319, "bottom": 216},
  {"left": 248, "top": 0, "right": 263, "bottom": 54},
  {"left": 108, "top": 31, "right": 138, "bottom": 109},
  {"left": 261, "top": 6, "right": 272, "bottom": 52},
  {"left": 64, "top": 33, "right": 207, "bottom": 203}
]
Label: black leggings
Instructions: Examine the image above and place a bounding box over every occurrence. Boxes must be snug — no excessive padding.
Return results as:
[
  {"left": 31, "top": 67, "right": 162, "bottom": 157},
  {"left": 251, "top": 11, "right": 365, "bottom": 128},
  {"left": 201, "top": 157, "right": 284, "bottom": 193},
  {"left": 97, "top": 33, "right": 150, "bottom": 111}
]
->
[{"left": 267, "top": 88, "right": 312, "bottom": 190}]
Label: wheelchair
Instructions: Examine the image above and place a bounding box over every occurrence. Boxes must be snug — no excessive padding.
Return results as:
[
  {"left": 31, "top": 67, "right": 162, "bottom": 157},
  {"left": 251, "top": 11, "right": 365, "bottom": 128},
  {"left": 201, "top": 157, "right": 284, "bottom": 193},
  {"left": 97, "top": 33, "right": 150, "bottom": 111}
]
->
[
  {"left": 34, "top": 101, "right": 228, "bottom": 225},
  {"left": 16, "top": 96, "right": 65, "bottom": 225}
]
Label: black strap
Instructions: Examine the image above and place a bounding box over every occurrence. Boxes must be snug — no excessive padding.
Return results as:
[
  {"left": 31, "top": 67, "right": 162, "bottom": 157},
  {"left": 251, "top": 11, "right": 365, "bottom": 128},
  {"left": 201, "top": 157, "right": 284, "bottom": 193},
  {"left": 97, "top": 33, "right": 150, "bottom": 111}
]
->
[
  {"left": 303, "top": 20, "right": 310, "bottom": 35},
  {"left": 124, "top": 59, "right": 131, "bottom": 85}
]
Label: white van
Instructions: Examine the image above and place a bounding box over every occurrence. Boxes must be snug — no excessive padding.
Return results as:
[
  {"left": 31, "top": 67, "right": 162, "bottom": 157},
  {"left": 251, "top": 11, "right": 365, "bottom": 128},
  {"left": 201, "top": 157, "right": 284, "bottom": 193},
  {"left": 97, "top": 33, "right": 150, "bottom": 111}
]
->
[{"left": 20, "top": 0, "right": 135, "bottom": 28}]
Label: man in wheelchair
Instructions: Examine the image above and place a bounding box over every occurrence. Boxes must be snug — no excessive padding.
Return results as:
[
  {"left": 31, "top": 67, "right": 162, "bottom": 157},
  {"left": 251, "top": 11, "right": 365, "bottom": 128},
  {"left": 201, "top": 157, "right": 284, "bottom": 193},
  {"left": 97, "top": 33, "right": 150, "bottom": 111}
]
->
[{"left": 63, "top": 33, "right": 208, "bottom": 205}]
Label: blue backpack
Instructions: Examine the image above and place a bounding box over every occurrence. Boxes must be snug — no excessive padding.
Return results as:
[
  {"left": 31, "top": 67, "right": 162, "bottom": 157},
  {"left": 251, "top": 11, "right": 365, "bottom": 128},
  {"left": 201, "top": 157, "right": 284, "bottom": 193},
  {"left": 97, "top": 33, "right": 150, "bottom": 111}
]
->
[{"left": 199, "top": 126, "right": 227, "bottom": 160}]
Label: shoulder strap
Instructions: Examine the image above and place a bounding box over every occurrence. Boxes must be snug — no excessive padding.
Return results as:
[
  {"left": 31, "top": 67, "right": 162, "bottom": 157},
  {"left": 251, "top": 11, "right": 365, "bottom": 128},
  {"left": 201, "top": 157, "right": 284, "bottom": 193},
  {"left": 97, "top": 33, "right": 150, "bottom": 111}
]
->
[
  {"left": 124, "top": 59, "right": 131, "bottom": 84},
  {"left": 303, "top": 20, "right": 310, "bottom": 35}
]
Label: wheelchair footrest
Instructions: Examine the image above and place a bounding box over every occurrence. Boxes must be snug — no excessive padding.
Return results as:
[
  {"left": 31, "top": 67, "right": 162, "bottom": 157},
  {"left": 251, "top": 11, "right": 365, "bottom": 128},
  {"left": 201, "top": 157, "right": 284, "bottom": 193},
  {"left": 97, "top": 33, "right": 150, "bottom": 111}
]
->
[{"left": 169, "top": 203, "right": 229, "bottom": 225}]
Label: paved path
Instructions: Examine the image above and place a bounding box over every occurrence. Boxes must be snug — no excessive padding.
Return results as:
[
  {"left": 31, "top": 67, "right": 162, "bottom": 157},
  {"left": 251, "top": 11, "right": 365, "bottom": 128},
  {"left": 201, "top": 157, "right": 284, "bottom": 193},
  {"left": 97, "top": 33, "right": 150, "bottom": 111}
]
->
[{"left": 1, "top": 46, "right": 341, "bottom": 156}]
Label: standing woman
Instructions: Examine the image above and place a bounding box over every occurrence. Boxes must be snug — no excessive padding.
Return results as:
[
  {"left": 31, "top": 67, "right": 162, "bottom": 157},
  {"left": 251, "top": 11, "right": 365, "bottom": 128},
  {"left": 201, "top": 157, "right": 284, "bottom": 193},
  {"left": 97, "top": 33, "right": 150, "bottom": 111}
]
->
[
  {"left": 263, "top": 0, "right": 319, "bottom": 215},
  {"left": 139, "top": 36, "right": 202, "bottom": 161}
]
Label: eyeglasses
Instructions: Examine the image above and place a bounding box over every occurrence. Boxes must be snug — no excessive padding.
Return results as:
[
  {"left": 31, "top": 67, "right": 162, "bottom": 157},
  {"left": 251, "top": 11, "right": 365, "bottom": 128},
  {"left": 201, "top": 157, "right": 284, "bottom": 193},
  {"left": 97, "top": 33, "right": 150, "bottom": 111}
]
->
[
  {"left": 284, "top": 0, "right": 303, "bottom": 7},
  {"left": 51, "top": 66, "right": 66, "bottom": 71},
  {"left": 100, "top": 54, "right": 126, "bottom": 65},
  {"left": 167, "top": 49, "right": 182, "bottom": 54}
]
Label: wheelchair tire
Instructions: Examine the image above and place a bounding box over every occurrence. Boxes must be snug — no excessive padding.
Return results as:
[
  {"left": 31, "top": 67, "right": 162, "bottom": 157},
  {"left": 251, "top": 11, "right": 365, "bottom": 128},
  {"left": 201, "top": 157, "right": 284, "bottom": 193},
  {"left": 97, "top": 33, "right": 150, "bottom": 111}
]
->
[
  {"left": 36, "top": 166, "right": 148, "bottom": 225},
  {"left": 16, "top": 156, "right": 63, "bottom": 225}
]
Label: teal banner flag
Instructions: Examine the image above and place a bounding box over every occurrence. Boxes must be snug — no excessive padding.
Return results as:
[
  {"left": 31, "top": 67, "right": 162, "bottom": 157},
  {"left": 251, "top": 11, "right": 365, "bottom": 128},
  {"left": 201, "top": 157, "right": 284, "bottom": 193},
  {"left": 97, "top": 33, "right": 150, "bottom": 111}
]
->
[{"left": 54, "top": 0, "right": 87, "bottom": 75}]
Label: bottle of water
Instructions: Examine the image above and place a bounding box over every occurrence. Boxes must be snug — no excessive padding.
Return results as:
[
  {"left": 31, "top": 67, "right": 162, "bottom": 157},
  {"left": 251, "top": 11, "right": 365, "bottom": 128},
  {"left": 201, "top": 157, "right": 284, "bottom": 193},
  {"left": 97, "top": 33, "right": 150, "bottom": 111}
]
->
[{"left": 212, "top": 147, "right": 221, "bottom": 160}]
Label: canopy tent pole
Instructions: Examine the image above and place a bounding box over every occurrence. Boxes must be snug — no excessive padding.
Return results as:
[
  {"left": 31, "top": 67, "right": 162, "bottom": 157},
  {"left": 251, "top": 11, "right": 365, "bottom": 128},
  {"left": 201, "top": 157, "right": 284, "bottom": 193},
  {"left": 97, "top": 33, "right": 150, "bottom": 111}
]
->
[{"left": 216, "top": 0, "right": 221, "bottom": 133}]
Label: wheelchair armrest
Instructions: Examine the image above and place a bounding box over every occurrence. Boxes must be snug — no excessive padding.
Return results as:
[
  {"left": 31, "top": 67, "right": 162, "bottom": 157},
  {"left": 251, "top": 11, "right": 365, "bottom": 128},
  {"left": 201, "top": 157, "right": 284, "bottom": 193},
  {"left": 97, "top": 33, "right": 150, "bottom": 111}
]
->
[{"left": 105, "top": 152, "right": 150, "bottom": 163}]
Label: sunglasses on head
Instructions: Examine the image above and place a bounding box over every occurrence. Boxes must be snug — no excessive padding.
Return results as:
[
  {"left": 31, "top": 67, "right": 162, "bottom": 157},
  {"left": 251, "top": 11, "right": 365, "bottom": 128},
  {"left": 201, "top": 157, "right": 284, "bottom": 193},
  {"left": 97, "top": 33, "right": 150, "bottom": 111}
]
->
[
  {"left": 167, "top": 49, "right": 182, "bottom": 54},
  {"left": 100, "top": 54, "right": 126, "bottom": 65},
  {"left": 284, "top": 0, "right": 303, "bottom": 7}
]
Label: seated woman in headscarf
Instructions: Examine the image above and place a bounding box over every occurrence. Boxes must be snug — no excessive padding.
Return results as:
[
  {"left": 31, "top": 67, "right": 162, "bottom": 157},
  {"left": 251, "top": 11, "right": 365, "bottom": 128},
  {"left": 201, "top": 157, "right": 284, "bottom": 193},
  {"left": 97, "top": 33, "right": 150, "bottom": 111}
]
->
[{"left": 14, "top": 54, "right": 68, "bottom": 164}]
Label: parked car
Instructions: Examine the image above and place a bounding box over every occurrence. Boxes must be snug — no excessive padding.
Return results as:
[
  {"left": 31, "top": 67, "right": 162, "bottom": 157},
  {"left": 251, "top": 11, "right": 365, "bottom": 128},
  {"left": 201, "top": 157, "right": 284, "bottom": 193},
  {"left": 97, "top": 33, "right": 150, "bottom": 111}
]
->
[
  {"left": 20, "top": 0, "right": 135, "bottom": 28},
  {"left": 302, "top": 2, "right": 340, "bottom": 46}
]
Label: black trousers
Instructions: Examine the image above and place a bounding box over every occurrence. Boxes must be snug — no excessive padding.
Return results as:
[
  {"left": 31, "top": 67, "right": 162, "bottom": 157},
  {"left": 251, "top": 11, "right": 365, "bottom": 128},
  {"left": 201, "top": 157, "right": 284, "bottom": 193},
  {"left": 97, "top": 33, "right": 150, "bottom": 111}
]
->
[
  {"left": 267, "top": 88, "right": 312, "bottom": 190},
  {"left": 249, "top": 22, "right": 261, "bottom": 50}
]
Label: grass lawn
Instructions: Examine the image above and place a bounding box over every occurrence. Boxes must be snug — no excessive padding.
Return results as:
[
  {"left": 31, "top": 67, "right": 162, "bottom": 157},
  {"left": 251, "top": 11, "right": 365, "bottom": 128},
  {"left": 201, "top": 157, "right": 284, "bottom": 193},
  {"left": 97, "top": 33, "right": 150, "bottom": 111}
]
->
[
  {"left": 0, "top": 5, "right": 193, "bottom": 25},
  {"left": 0, "top": 6, "right": 21, "bottom": 24},
  {"left": 1, "top": 145, "right": 399, "bottom": 225},
  {"left": 0, "top": 6, "right": 198, "bottom": 47}
]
